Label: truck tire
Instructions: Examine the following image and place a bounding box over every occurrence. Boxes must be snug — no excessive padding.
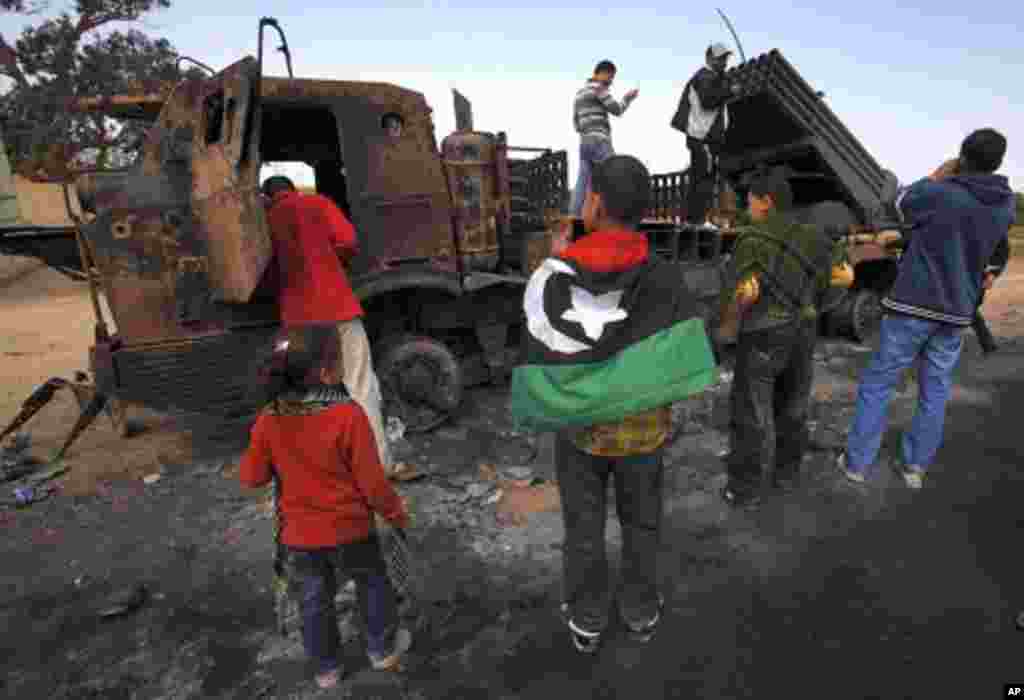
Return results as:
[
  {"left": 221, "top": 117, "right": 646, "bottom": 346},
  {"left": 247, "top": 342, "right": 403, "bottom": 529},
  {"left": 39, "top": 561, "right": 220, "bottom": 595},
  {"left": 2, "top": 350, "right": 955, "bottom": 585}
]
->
[
  {"left": 828, "top": 288, "right": 883, "bottom": 343},
  {"left": 376, "top": 334, "right": 464, "bottom": 433}
]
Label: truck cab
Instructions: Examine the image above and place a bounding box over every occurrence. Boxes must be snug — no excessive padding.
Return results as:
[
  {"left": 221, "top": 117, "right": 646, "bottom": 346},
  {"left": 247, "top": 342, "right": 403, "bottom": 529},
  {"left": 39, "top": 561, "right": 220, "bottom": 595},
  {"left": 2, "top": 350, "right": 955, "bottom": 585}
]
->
[{"left": 0, "top": 29, "right": 566, "bottom": 453}]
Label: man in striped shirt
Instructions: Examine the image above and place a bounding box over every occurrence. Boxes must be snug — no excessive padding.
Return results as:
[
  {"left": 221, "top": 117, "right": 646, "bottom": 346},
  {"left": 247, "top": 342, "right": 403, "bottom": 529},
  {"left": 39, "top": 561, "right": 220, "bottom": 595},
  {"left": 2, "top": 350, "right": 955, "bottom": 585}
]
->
[{"left": 571, "top": 60, "right": 638, "bottom": 216}]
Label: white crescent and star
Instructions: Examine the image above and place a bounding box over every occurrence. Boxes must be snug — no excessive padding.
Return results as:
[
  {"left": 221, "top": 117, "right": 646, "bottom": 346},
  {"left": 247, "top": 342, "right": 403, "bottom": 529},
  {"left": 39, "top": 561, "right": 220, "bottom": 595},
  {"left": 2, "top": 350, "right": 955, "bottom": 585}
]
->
[
  {"left": 523, "top": 258, "right": 629, "bottom": 354},
  {"left": 562, "top": 286, "right": 627, "bottom": 340}
]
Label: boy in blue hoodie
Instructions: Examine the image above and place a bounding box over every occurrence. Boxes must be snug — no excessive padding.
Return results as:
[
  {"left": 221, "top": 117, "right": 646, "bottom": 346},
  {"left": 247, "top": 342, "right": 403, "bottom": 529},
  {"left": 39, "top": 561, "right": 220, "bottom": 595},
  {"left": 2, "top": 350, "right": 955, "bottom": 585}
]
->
[{"left": 839, "top": 128, "right": 1015, "bottom": 489}]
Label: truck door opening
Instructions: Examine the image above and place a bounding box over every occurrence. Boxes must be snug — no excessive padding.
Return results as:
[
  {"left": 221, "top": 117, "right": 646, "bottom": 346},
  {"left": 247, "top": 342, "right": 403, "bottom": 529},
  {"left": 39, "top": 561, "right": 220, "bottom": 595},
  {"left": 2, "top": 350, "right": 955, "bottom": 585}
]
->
[{"left": 259, "top": 105, "right": 350, "bottom": 217}]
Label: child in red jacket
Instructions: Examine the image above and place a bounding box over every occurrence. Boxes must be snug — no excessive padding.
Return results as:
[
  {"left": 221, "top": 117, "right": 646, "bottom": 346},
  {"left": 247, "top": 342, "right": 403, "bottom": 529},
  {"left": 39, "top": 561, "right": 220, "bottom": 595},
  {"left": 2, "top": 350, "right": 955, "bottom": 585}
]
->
[{"left": 240, "top": 325, "right": 411, "bottom": 689}]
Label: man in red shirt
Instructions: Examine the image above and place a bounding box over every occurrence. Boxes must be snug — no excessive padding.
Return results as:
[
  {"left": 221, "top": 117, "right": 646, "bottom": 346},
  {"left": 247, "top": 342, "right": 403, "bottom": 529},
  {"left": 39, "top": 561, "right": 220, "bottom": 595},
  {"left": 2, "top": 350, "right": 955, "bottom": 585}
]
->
[{"left": 261, "top": 176, "right": 395, "bottom": 476}]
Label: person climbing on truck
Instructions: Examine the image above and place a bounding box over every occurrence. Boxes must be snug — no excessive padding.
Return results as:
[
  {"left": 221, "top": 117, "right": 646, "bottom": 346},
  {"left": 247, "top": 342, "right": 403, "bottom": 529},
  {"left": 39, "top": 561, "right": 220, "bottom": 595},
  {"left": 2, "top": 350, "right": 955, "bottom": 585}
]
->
[
  {"left": 670, "top": 42, "right": 742, "bottom": 228},
  {"left": 571, "top": 60, "right": 639, "bottom": 216},
  {"left": 261, "top": 175, "right": 399, "bottom": 479},
  {"left": 719, "top": 171, "right": 853, "bottom": 508}
]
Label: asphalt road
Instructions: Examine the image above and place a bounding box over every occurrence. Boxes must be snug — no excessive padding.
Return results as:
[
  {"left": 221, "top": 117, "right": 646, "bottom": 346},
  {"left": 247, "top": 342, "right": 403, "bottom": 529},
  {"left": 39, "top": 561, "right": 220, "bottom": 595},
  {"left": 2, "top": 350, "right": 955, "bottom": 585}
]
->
[
  {"left": 2, "top": 338, "right": 1022, "bottom": 700},
  {"left": 490, "top": 341, "right": 1024, "bottom": 700}
]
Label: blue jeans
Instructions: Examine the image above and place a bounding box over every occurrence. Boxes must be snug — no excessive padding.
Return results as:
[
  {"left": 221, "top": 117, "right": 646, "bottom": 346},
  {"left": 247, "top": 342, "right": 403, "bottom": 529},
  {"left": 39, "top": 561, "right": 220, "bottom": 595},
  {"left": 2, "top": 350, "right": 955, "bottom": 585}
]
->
[
  {"left": 845, "top": 314, "right": 964, "bottom": 475},
  {"left": 572, "top": 136, "right": 615, "bottom": 216},
  {"left": 284, "top": 535, "right": 398, "bottom": 675}
]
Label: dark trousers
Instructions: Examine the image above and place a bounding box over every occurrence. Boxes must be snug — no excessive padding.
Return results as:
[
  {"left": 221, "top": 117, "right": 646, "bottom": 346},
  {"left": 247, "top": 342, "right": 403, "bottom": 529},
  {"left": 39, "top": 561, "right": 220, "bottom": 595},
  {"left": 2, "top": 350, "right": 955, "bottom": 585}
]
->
[
  {"left": 554, "top": 432, "right": 665, "bottom": 633},
  {"left": 686, "top": 136, "right": 715, "bottom": 224},
  {"left": 284, "top": 534, "right": 398, "bottom": 674},
  {"left": 727, "top": 321, "right": 817, "bottom": 491}
]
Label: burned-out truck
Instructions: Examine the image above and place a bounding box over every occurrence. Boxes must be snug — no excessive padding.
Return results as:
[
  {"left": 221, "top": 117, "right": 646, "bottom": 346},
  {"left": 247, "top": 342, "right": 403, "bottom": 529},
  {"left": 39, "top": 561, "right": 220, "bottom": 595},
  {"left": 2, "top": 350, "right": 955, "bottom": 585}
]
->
[
  {"left": 643, "top": 49, "right": 903, "bottom": 341},
  {"left": 1, "top": 38, "right": 910, "bottom": 458},
  {"left": 0, "top": 18, "right": 567, "bottom": 457}
]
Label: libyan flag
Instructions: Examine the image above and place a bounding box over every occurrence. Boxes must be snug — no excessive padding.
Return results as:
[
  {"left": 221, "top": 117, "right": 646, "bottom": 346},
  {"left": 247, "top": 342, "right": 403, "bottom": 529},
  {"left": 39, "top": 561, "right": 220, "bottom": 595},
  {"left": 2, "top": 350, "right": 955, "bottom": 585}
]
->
[{"left": 510, "top": 255, "right": 718, "bottom": 432}]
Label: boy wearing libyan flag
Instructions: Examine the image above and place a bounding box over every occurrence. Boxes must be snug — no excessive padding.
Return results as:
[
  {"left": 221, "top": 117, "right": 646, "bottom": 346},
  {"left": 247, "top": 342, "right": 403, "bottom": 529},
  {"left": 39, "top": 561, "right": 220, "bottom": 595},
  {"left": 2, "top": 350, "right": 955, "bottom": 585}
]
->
[{"left": 509, "top": 155, "right": 718, "bottom": 653}]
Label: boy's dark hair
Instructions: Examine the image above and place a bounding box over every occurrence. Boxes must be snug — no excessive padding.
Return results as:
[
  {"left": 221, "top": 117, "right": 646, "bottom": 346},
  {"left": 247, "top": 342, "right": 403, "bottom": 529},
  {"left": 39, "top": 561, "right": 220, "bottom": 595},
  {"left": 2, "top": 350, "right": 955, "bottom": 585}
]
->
[
  {"left": 261, "top": 324, "right": 340, "bottom": 403},
  {"left": 594, "top": 60, "right": 616, "bottom": 76},
  {"left": 261, "top": 175, "right": 296, "bottom": 198},
  {"left": 590, "top": 155, "right": 651, "bottom": 227},
  {"left": 960, "top": 128, "right": 1006, "bottom": 174},
  {"left": 748, "top": 171, "right": 793, "bottom": 211}
]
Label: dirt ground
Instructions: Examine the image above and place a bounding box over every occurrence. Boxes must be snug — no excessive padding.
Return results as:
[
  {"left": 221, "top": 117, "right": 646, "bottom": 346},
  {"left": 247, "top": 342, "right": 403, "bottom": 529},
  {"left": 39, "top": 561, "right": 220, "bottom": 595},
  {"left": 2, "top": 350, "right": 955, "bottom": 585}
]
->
[
  {"left": 0, "top": 258, "right": 195, "bottom": 496},
  {"left": 3, "top": 253, "right": 1024, "bottom": 699},
  {"left": 3, "top": 253, "right": 1023, "bottom": 497}
]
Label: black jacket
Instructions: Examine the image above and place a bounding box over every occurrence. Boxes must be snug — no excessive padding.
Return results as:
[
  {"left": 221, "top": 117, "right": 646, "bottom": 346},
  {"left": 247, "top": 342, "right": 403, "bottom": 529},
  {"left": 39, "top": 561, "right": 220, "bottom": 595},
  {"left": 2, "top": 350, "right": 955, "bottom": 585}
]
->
[{"left": 670, "top": 66, "right": 733, "bottom": 144}]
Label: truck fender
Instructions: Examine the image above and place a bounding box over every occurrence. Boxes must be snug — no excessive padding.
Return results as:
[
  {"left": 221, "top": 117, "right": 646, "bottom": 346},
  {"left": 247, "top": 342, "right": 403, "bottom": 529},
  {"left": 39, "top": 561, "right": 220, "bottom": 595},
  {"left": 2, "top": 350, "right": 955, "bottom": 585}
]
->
[
  {"left": 353, "top": 268, "right": 464, "bottom": 303},
  {"left": 462, "top": 271, "right": 528, "bottom": 293}
]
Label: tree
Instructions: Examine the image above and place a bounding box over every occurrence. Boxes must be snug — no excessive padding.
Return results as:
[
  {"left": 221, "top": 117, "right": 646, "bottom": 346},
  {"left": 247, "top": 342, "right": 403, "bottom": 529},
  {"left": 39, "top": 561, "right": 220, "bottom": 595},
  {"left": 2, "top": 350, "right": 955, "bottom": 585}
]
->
[
  {"left": 0, "top": 0, "right": 185, "bottom": 179},
  {"left": 0, "top": 0, "right": 47, "bottom": 12}
]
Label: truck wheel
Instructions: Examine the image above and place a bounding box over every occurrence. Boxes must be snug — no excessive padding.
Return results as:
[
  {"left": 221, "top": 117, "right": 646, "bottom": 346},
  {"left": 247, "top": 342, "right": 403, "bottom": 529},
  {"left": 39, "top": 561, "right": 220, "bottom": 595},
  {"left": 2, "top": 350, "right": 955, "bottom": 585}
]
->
[
  {"left": 376, "top": 335, "right": 464, "bottom": 433},
  {"left": 829, "top": 288, "right": 882, "bottom": 342}
]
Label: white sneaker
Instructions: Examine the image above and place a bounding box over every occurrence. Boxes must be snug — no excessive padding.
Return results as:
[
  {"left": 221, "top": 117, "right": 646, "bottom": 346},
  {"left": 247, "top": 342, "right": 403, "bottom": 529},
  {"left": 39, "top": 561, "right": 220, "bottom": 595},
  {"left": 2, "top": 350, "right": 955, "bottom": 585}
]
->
[
  {"left": 895, "top": 464, "right": 925, "bottom": 490},
  {"left": 836, "top": 452, "right": 866, "bottom": 483},
  {"left": 369, "top": 627, "right": 412, "bottom": 670}
]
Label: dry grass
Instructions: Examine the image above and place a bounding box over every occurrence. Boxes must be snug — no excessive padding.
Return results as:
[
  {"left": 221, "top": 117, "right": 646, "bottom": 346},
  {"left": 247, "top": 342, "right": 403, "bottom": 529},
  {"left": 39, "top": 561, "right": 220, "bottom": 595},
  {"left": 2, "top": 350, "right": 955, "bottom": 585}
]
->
[
  {"left": 1011, "top": 225, "right": 1024, "bottom": 256},
  {"left": 9, "top": 175, "right": 82, "bottom": 226}
]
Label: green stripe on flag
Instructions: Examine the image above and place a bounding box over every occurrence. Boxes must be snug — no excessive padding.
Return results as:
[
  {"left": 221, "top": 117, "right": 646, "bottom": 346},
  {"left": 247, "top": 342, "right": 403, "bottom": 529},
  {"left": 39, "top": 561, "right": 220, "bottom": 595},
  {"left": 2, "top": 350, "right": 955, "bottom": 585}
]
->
[{"left": 510, "top": 317, "right": 718, "bottom": 432}]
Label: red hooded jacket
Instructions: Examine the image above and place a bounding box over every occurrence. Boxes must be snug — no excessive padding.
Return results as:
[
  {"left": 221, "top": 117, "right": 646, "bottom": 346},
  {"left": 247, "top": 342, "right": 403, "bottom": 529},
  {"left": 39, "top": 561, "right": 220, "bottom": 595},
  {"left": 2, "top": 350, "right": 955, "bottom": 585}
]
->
[{"left": 267, "top": 191, "right": 364, "bottom": 326}]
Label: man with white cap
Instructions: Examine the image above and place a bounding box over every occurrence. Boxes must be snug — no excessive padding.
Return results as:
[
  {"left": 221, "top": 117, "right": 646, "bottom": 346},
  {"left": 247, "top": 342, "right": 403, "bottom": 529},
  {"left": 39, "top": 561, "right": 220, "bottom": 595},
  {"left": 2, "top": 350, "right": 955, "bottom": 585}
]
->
[{"left": 670, "top": 42, "right": 742, "bottom": 227}]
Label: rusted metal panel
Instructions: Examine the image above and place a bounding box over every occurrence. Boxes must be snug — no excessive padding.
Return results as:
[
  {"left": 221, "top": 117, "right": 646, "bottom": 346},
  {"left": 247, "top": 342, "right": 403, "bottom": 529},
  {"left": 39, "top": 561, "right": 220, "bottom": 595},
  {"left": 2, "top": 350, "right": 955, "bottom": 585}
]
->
[
  {"left": 189, "top": 58, "right": 270, "bottom": 303},
  {"left": 74, "top": 91, "right": 169, "bottom": 121},
  {"left": 78, "top": 58, "right": 271, "bottom": 345},
  {"left": 82, "top": 169, "right": 200, "bottom": 343},
  {"left": 359, "top": 191, "right": 456, "bottom": 266},
  {"left": 441, "top": 131, "right": 510, "bottom": 272},
  {"left": 524, "top": 229, "right": 553, "bottom": 276},
  {"left": 349, "top": 99, "right": 456, "bottom": 271},
  {"left": 259, "top": 78, "right": 459, "bottom": 274},
  {"left": 110, "top": 324, "right": 278, "bottom": 417},
  {"left": 131, "top": 58, "right": 269, "bottom": 304},
  {"left": 257, "top": 82, "right": 457, "bottom": 275}
]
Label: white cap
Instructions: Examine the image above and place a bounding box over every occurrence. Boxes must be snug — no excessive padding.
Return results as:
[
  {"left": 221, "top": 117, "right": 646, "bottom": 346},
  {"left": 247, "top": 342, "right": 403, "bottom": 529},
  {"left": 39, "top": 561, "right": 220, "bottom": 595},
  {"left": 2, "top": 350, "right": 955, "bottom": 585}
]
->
[{"left": 708, "top": 42, "right": 732, "bottom": 59}]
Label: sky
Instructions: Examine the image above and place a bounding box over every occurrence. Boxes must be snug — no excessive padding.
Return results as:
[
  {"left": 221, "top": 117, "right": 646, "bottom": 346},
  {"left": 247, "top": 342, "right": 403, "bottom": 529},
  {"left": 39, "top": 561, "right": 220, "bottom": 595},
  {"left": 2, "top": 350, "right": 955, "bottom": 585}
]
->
[{"left": 2, "top": 1, "right": 1022, "bottom": 193}]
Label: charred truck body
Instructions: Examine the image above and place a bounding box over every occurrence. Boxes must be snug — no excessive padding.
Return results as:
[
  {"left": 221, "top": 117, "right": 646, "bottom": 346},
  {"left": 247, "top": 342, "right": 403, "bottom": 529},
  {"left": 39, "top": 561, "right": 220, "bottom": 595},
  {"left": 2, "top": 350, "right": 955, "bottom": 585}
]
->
[{"left": 0, "top": 18, "right": 567, "bottom": 456}]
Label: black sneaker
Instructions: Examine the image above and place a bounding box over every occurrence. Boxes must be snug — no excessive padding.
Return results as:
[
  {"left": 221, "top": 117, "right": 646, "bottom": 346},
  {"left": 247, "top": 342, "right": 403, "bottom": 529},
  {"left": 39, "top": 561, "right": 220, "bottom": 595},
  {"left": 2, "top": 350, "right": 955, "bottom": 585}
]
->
[
  {"left": 721, "top": 482, "right": 761, "bottom": 508},
  {"left": 621, "top": 593, "right": 665, "bottom": 643},
  {"left": 560, "top": 603, "right": 602, "bottom": 654}
]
